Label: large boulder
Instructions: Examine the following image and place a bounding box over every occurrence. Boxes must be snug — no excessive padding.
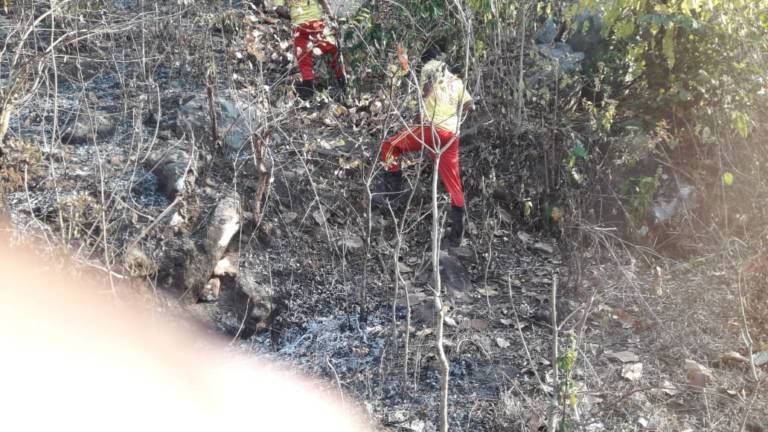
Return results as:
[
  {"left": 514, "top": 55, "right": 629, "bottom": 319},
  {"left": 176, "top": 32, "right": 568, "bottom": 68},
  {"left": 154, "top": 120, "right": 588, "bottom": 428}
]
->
[
  {"left": 161, "top": 192, "right": 241, "bottom": 295},
  {"left": 529, "top": 42, "right": 585, "bottom": 88}
]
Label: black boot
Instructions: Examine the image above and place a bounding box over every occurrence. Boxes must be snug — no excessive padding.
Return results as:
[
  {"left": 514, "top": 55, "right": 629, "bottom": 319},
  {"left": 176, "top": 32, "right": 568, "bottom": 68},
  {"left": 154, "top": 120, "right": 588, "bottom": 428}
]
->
[
  {"left": 296, "top": 79, "right": 314, "bottom": 101},
  {"left": 444, "top": 205, "right": 465, "bottom": 247},
  {"left": 336, "top": 75, "right": 347, "bottom": 90},
  {"left": 372, "top": 171, "right": 409, "bottom": 208},
  {"left": 334, "top": 75, "right": 348, "bottom": 102}
]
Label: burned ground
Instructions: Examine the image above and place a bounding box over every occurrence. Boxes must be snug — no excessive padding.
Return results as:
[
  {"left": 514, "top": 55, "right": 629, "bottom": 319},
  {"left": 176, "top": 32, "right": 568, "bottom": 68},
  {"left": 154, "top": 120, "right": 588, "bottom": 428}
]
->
[{"left": 1, "top": 2, "right": 766, "bottom": 431}]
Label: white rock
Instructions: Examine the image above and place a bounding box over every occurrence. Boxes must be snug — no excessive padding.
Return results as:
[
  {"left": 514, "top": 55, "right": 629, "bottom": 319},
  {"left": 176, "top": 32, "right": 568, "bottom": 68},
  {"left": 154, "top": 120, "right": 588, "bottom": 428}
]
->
[
  {"left": 605, "top": 350, "right": 640, "bottom": 363},
  {"left": 621, "top": 362, "right": 643, "bottom": 381},
  {"left": 205, "top": 194, "right": 241, "bottom": 257},
  {"left": 199, "top": 277, "right": 221, "bottom": 302},
  {"left": 338, "top": 234, "right": 364, "bottom": 250},
  {"left": 169, "top": 212, "right": 185, "bottom": 227},
  {"left": 213, "top": 257, "right": 238, "bottom": 277}
]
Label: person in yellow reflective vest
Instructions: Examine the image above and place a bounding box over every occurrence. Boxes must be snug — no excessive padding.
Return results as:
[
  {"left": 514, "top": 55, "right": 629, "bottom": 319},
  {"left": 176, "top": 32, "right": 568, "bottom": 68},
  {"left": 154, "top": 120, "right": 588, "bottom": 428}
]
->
[
  {"left": 272, "top": 0, "right": 347, "bottom": 100},
  {"left": 375, "top": 47, "right": 474, "bottom": 247}
]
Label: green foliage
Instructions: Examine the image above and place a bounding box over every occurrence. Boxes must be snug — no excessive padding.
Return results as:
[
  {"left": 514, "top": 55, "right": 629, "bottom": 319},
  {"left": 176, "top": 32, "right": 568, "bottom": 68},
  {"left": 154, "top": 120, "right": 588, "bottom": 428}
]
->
[
  {"left": 555, "top": 331, "right": 579, "bottom": 432},
  {"left": 344, "top": 0, "right": 503, "bottom": 77},
  {"left": 572, "top": 0, "right": 768, "bottom": 134},
  {"left": 620, "top": 166, "right": 663, "bottom": 229},
  {"left": 568, "top": 143, "right": 588, "bottom": 184},
  {"left": 556, "top": 347, "right": 577, "bottom": 373},
  {"left": 344, "top": 0, "right": 452, "bottom": 72}
]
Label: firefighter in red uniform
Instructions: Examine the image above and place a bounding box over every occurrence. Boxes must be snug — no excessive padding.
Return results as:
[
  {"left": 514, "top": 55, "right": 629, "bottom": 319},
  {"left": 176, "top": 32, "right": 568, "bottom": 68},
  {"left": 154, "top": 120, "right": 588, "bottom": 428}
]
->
[
  {"left": 273, "top": 0, "right": 347, "bottom": 100},
  {"left": 375, "top": 47, "right": 474, "bottom": 247}
]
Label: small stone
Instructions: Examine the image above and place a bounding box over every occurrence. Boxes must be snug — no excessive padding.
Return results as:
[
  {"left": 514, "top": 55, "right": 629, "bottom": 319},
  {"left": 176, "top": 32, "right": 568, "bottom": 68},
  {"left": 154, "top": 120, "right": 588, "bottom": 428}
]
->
[
  {"left": 444, "top": 316, "right": 458, "bottom": 327},
  {"left": 169, "top": 212, "right": 185, "bottom": 227},
  {"left": 123, "top": 247, "right": 155, "bottom": 277},
  {"left": 752, "top": 351, "right": 768, "bottom": 367},
  {"left": 398, "top": 262, "right": 413, "bottom": 274},
  {"left": 495, "top": 337, "right": 511, "bottom": 349},
  {"left": 205, "top": 194, "right": 241, "bottom": 256},
  {"left": 659, "top": 380, "right": 678, "bottom": 396},
  {"left": 621, "top": 362, "right": 643, "bottom": 381},
  {"left": 61, "top": 110, "right": 118, "bottom": 145},
  {"left": 605, "top": 350, "right": 640, "bottom": 363},
  {"left": 145, "top": 148, "right": 193, "bottom": 199},
  {"left": 405, "top": 419, "right": 426, "bottom": 432},
  {"left": 214, "top": 256, "right": 238, "bottom": 277},
  {"left": 532, "top": 241, "right": 555, "bottom": 254},
  {"left": 283, "top": 211, "right": 298, "bottom": 224},
  {"left": 199, "top": 278, "right": 221, "bottom": 302},
  {"left": 312, "top": 209, "right": 326, "bottom": 225},
  {"left": 338, "top": 234, "right": 364, "bottom": 250},
  {"left": 685, "top": 359, "right": 713, "bottom": 388},
  {"left": 517, "top": 231, "right": 534, "bottom": 244},
  {"left": 449, "top": 246, "right": 474, "bottom": 260},
  {"left": 387, "top": 410, "right": 409, "bottom": 424}
]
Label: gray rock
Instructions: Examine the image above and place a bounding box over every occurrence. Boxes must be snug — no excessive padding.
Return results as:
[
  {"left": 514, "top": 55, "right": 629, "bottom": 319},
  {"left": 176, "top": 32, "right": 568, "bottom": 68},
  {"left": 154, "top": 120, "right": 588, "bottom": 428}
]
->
[
  {"left": 527, "top": 42, "right": 585, "bottom": 89},
  {"left": 537, "top": 42, "right": 585, "bottom": 74},
  {"left": 439, "top": 252, "right": 472, "bottom": 300},
  {"left": 204, "top": 193, "right": 241, "bottom": 259},
  {"left": 236, "top": 268, "right": 274, "bottom": 324},
  {"left": 653, "top": 180, "right": 696, "bottom": 225},
  {"left": 175, "top": 93, "right": 259, "bottom": 151},
  {"left": 328, "top": 0, "right": 363, "bottom": 16},
  {"left": 753, "top": 351, "right": 768, "bottom": 367},
  {"left": 535, "top": 17, "right": 558, "bottom": 44},
  {"left": 199, "top": 277, "right": 221, "bottom": 303},
  {"left": 123, "top": 247, "right": 156, "bottom": 277},
  {"left": 144, "top": 148, "right": 194, "bottom": 199},
  {"left": 161, "top": 192, "right": 240, "bottom": 294},
  {"left": 213, "top": 255, "right": 238, "bottom": 277},
  {"left": 61, "top": 110, "right": 117, "bottom": 145}
]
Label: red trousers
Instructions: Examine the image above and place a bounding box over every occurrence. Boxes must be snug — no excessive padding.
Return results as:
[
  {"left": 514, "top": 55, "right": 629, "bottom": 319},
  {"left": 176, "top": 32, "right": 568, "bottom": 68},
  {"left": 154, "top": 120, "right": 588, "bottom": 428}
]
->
[
  {"left": 381, "top": 125, "right": 464, "bottom": 208},
  {"left": 292, "top": 20, "right": 345, "bottom": 81}
]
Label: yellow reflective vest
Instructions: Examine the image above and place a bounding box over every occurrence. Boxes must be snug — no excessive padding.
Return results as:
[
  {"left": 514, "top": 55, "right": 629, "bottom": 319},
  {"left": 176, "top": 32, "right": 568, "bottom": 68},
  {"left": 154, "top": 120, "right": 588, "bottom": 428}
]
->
[
  {"left": 273, "top": 0, "right": 324, "bottom": 26},
  {"left": 420, "top": 60, "right": 473, "bottom": 134}
]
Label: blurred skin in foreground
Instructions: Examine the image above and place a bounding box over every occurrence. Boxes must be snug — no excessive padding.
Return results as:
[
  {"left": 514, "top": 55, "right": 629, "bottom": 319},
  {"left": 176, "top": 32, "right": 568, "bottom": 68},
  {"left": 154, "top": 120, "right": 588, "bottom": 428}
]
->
[{"left": 0, "top": 245, "right": 371, "bottom": 432}]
